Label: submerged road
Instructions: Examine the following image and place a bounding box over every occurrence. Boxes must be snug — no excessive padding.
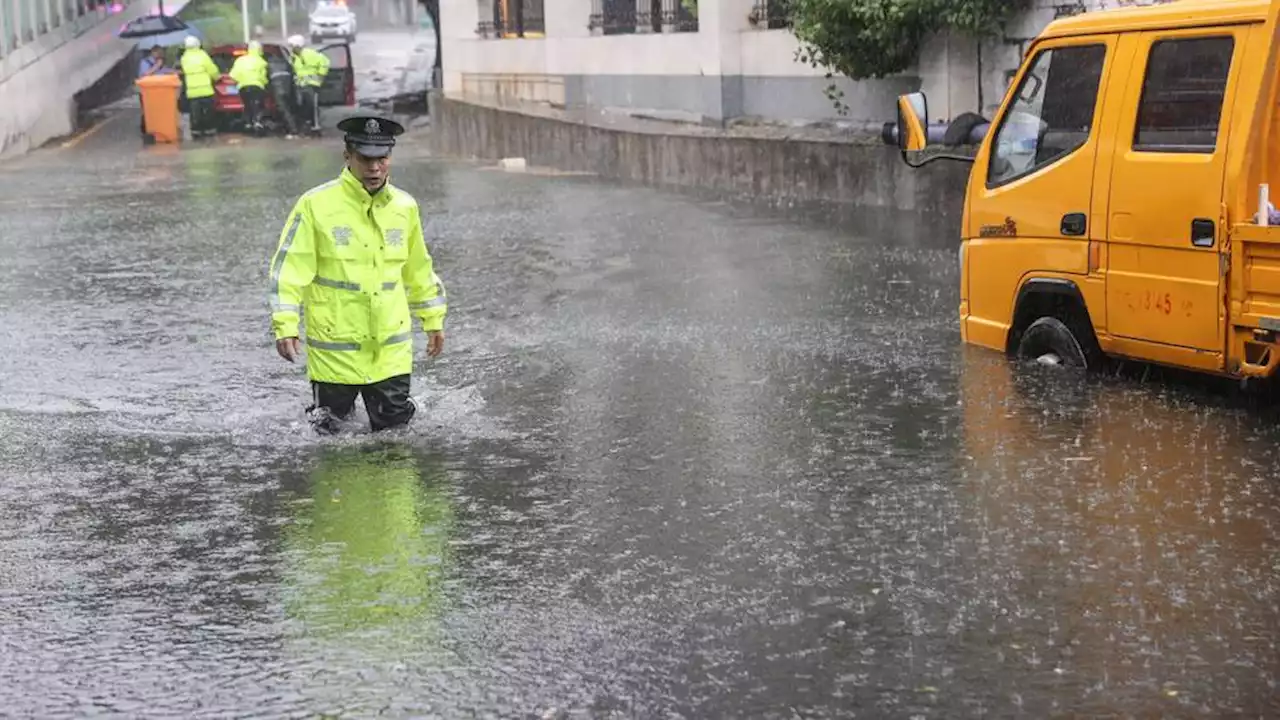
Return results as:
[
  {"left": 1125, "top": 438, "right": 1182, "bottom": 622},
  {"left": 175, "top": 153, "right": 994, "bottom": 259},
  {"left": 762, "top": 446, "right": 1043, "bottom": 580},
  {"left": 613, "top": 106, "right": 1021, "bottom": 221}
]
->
[{"left": 1, "top": 30, "right": 1279, "bottom": 718}]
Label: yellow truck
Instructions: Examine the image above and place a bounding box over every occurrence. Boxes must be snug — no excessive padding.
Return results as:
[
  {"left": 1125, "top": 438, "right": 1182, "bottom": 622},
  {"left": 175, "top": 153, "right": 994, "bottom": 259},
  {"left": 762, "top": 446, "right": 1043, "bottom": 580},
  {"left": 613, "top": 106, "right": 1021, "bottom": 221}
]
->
[{"left": 892, "top": 0, "right": 1280, "bottom": 379}]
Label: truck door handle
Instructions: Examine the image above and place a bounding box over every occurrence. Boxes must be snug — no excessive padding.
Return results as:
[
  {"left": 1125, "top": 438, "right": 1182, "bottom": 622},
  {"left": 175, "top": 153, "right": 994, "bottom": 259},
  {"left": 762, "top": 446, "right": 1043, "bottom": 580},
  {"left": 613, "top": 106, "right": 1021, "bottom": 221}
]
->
[
  {"left": 1061, "top": 212, "right": 1087, "bottom": 236},
  {"left": 1192, "top": 218, "right": 1216, "bottom": 247}
]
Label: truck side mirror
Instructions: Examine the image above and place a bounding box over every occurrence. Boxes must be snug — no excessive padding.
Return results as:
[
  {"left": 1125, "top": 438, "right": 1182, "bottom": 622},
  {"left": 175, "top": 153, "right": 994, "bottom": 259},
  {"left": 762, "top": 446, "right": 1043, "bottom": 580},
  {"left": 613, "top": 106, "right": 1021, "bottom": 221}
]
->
[
  {"left": 897, "top": 92, "right": 928, "bottom": 152},
  {"left": 884, "top": 91, "right": 978, "bottom": 167}
]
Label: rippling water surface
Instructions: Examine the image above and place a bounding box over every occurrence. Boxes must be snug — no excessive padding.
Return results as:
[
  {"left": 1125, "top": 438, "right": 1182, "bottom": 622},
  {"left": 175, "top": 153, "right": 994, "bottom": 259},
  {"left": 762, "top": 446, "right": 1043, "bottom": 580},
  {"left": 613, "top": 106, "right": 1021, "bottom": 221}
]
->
[{"left": 1, "top": 114, "right": 1278, "bottom": 718}]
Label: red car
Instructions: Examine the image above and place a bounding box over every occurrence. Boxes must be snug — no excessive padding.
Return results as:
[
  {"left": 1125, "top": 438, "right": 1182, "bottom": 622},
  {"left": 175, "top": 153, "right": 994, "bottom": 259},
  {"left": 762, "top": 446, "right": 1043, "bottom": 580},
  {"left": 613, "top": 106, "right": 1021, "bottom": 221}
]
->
[{"left": 207, "top": 41, "right": 355, "bottom": 132}]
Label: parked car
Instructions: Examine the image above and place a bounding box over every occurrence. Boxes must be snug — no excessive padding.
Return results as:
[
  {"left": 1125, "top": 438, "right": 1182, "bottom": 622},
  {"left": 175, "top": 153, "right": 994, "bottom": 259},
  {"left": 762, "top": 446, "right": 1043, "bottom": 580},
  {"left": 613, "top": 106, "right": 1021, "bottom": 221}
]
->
[
  {"left": 208, "top": 41, "right": 356, "bottom": 133},
  {"left": 309, "top": 1, "right": 357, "bottom": 44}
]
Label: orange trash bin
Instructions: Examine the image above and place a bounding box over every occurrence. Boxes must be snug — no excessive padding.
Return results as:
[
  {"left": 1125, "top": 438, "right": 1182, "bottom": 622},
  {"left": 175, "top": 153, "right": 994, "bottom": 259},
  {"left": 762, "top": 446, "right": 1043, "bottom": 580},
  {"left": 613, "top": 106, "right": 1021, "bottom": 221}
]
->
[{"left": 136, "top": 74, "right": 183, "bottom": 144}]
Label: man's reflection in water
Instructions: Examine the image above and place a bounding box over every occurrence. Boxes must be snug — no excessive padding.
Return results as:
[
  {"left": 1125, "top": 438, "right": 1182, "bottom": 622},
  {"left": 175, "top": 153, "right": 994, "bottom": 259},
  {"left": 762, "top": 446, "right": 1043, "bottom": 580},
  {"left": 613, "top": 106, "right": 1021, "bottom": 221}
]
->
[{"left": 280, "top": 443, "right": 454, "bottom": 639}]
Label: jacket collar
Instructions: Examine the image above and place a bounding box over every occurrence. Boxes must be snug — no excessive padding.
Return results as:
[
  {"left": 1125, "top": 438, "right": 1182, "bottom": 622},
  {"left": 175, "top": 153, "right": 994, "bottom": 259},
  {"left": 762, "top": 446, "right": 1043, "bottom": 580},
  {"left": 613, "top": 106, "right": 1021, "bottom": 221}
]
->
[{"left": 340, "top": 167, "right": 394, "bottom": 208}]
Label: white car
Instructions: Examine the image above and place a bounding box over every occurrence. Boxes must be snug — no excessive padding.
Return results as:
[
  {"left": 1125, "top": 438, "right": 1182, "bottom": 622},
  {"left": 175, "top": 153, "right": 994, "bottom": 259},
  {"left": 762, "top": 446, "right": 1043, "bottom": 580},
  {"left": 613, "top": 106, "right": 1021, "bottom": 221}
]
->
[{"left": 310, "top": 3, "right": 357, "bottom": 43}]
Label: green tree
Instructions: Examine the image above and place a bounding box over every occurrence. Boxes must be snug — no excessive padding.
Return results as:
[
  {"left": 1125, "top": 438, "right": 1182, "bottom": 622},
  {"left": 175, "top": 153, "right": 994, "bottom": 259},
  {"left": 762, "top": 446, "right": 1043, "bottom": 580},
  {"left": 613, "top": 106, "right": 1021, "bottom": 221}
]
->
[{"left": 790, "top": 0, "right": 1029, "bottom": 81}]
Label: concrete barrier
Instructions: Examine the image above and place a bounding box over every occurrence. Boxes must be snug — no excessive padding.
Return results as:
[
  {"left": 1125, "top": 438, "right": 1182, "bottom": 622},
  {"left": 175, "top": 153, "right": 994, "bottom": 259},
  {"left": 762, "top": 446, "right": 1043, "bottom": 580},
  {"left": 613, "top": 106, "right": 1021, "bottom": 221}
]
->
[
  {"left": 427, "top": 94, "right": 972, "bottom": 244},
  {"left": 0, "top": 0, "right": 191, "bottom": 158}
]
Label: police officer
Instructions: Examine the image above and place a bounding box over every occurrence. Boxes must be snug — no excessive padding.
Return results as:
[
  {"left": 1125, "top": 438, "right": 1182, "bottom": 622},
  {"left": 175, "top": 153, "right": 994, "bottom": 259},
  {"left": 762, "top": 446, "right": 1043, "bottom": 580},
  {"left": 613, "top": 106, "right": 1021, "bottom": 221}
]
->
[
  {"left": 229, "top": 41, "right": 269, "bottom": 135},
  {"left": 179, "top": 35, "right": 221, "bottom": 138},
  {"left": 287, "top": 35, "right": 331, "bottom": 135},
  {"left": 268, "top": 116, "right": 448, "bottom": 434}
]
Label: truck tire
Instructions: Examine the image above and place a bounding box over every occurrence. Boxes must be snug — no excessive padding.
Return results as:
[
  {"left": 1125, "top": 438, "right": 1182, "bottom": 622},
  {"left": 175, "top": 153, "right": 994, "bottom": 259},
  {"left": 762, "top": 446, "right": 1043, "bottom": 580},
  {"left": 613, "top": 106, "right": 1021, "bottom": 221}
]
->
[{"left": 1015, "top": 316, "right": 1093, "bottom": 369}]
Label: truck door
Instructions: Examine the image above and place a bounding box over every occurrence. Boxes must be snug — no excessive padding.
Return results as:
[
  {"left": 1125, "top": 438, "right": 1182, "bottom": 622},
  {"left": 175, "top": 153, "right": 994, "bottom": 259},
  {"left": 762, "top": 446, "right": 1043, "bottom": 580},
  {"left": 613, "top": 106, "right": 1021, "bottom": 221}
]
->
[
  {"left": 964, "top": 36, "right": 1116, "bottom": 350},
  {"left": 1105, "top": 29, "right": 1244, "bottom": 359}
]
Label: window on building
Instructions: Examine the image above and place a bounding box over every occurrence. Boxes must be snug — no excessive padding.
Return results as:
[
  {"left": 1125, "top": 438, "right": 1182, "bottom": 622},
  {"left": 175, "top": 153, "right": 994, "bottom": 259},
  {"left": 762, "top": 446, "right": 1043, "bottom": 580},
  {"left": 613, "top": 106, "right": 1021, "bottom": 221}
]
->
[
  {"left": 748, "top": 0, "right": 791, "bottom": 28},
  {"left": 600, "top": 0, "right": 637, "bottom": 34},
  {"left": 478, "top": 0, "right": 544, "bottom": 37},
  {"left": 1133, "top": 36, "right": 1234, "bottom": 153},
  {"left": 987, "top": 44, "right": 1107, "bottom": 187},
  {"left": 589, "top": 0, "right": 697, "bottom": 34}
]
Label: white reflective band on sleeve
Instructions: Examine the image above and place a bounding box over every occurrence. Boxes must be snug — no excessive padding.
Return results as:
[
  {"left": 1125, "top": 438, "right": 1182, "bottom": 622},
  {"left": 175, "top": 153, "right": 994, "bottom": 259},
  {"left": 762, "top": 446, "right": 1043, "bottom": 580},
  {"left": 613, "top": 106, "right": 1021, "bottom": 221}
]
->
[
  {"left": 314, "top": 277, "right": 361, "bottom": 291},
  {"left": 307, "top": 338, "right": 361, "bottom": 351},
  {"left": 383, "top": 332, "right": 412, "bottom": 346},
  {"left": 267, "top": 293, "right": 300, "bottom": 314},
  {"left": 268, "top": 213, "right": 304, "bottom": 298},
  {"left": 382, "top": 282, "right": 398, "bottom": 291},
  {"left": 410, "top": 296, "right": 447, "bottom": 310}
]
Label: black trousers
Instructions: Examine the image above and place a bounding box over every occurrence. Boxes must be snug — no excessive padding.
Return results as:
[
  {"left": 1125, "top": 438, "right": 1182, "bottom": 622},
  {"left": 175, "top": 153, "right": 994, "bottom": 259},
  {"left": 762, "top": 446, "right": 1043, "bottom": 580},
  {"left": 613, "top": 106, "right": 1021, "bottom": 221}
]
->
[
  {"left": 308, "top": 374, "right": 416, "bottom": 433},
  {"left": 268, "top": 74, "right": 299, "bottom": 135},
  {"left": 189, "top": 96, "right": 214, "bottom": 136},
  {"left": 240, "top": 86, "right": 265, "bottom": 129}
]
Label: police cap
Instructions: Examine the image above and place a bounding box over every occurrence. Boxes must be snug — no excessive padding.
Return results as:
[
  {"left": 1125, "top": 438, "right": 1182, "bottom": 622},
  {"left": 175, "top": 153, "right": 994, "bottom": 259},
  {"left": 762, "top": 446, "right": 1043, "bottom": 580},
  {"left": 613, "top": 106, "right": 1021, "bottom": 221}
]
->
[{"left": 338, "top": 115, "right": 404, "bottom": 158}]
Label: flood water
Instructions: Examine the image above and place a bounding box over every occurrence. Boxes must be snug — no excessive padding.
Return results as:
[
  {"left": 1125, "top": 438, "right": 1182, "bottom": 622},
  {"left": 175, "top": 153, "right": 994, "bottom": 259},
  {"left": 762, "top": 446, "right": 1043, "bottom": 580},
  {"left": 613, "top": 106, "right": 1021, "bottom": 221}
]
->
[{"left": 1, "top": 96, "right": 1279, "bottom": 717}]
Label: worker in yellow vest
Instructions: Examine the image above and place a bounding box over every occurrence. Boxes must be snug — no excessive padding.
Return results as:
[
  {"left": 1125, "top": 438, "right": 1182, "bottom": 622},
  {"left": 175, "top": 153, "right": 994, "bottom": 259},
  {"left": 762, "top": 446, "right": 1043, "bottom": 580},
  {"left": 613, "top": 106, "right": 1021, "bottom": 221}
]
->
[
  {"left": 179, "top": 35, "right": 222, "bottom": 138},
  {"left": 229, "top": 41, "right": 269, "bottom": 135},
  {"left": 287, "top": 35, "right": 331, "bottom": 135}
]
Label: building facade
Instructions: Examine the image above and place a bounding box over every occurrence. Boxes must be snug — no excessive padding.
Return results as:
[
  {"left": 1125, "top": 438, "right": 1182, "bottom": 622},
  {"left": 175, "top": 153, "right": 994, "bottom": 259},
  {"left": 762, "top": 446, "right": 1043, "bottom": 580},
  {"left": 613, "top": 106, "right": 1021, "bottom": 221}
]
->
[{"left": 438, "top": 0, "right": 1175, "bottom": 126}]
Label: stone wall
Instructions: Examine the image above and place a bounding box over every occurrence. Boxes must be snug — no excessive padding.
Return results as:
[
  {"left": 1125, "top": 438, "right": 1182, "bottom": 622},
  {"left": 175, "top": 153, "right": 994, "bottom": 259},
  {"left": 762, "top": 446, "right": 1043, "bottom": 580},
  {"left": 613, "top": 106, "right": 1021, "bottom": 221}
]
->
[{"left": 427, "top": 94, "right": 974, "bottom": 244}]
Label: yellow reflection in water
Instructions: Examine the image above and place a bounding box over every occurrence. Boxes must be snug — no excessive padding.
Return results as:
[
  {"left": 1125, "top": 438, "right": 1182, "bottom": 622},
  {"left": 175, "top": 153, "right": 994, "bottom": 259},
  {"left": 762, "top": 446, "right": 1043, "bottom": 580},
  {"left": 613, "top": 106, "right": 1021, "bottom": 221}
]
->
[
  {"left": 958, "top": 348, "right": 1278, "bottom": 712},
  {"left": 281, "top": 444, "right": 454, "bottom": 638}
]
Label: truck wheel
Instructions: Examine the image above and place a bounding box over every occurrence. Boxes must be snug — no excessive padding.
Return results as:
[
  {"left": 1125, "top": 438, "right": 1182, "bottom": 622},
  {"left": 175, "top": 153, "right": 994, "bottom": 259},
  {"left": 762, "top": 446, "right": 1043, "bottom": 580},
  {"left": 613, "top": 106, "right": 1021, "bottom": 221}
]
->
[{"left": 1016, "top": 316, "right": 1091, "bottom": 369}]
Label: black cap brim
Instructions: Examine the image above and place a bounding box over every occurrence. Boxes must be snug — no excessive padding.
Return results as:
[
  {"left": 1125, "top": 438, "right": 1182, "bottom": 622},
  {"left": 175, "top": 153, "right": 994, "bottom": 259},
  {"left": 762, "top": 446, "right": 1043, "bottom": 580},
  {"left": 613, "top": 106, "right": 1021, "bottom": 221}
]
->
[{"left": 348, "top": 142, "right": 393, "bottom": 158}]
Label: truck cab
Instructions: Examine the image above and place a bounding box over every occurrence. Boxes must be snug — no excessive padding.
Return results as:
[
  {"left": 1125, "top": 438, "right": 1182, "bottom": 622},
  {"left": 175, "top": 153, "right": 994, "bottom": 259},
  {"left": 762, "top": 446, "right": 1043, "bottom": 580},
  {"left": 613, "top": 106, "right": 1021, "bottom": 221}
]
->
[{"left": 891, "top": 0, "right": 1280, "bottom": 380}]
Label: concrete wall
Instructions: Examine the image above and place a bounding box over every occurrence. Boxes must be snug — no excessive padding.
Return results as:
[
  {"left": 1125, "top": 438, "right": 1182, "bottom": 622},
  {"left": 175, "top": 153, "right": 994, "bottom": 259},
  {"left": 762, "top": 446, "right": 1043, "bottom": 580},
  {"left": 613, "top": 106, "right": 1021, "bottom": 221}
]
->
[
  {"left": 427, "top": 94, "right": 973, "bottom": 243},
  {"left": 0, "top": 0, "right": 189, "bottom": 158},
  {"left": 738, "top": 29, "right": 916, "bottom": 122}
]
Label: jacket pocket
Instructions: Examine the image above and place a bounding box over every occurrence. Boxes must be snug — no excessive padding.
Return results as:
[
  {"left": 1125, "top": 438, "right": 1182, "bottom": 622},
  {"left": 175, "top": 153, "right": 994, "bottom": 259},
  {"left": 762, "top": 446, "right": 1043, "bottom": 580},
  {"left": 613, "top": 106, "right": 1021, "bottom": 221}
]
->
[{"left": 304, "top": 290, "right": 340, "bottom": 339}]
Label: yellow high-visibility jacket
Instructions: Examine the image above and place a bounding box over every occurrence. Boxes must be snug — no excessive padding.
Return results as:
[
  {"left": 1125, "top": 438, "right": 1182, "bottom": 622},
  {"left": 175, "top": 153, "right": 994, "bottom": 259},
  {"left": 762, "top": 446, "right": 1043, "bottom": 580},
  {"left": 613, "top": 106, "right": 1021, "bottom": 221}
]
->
[
  {"left": 229, "top": 51, "right": 268, "bottom": 89},
  {"left": 180, "top": 48, "right": 221, "bottom": 99},
  {"left": 268, "top": 168, "right": 448, "bottom": 385},
  {"left": 292, "top": 47, "right": 330, "bottom": 88}
]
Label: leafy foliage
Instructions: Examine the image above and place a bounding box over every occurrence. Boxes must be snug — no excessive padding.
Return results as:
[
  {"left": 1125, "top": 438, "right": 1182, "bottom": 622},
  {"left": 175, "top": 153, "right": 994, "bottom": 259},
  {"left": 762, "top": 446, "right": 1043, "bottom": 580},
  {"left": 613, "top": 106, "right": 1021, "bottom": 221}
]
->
[{"left": 790, "top": 0, "right": 1029, "bottom": 81}]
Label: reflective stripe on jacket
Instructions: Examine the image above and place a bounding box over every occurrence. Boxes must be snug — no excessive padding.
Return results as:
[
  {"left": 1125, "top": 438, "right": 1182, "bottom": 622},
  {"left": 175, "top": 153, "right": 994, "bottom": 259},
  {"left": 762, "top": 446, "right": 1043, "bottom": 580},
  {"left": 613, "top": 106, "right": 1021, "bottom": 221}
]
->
[
  {"left": 229, "top": 52, "right": 268, "bottom": 89},
  {"left": 268, "top": 168, "right": 448, "bottom": 385},
  {"left": 180, "top": 48, "right": 221, "bottom": 99},
  {"left": 291, "top": 47, "right": 330, "bottom": 88}
]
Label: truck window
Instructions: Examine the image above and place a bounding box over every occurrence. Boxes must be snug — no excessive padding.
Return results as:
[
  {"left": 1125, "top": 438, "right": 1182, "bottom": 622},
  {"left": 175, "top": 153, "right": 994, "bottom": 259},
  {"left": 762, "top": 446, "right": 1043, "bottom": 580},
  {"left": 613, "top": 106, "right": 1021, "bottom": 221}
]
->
[
  {"left": 987, "top": 44, "right": 1106, "bottom": 187},
  {"left": 1133, "top": 36, "right": 1234, "bottom": 153}
]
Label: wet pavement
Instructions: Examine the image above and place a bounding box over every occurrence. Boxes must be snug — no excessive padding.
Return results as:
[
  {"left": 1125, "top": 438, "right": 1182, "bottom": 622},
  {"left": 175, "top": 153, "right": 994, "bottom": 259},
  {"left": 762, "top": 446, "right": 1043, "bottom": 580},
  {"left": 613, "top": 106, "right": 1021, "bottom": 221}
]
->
[{"left": 2, "top": 32, "right": 1280, "bottom": 719}]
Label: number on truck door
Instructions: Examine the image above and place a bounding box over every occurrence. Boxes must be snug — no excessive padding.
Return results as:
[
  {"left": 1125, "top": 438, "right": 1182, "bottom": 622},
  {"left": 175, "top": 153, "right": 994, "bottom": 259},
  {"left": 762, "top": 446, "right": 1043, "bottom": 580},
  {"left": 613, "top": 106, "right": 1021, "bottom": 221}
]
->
[{"left": 1105, "top": 31, "right": 1238, "bottom": 358}]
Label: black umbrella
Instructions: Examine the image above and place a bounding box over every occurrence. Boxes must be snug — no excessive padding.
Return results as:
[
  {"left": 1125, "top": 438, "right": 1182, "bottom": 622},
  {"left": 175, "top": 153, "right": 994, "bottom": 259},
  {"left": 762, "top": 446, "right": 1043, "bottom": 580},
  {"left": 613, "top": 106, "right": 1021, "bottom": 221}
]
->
[{"left": 116, "top": 4, "right": 192, "bottom": 39}]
